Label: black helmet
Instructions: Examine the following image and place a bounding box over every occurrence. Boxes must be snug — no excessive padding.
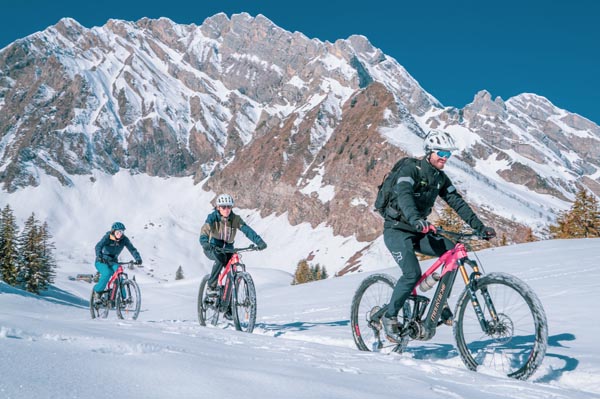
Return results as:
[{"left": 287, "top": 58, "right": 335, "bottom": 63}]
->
[{"left": 111, "top": 221, "right": 126, "bottom": 231}]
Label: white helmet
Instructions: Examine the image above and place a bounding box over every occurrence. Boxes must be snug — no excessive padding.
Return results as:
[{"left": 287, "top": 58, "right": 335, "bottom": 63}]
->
[
  {"left": 423, "top": 129, "right": 458, "bottom": 153},
  {"left": 215, "top": 193, "right": 234, "bottom": 207}
]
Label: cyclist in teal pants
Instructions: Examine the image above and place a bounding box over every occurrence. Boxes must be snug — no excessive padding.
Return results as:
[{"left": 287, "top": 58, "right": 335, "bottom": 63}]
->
[{"left": 93, "top": 222, "right": 142, "bottom": 300}]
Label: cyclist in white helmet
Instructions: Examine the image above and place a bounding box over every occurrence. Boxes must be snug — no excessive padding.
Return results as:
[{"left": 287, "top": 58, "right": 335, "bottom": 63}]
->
[
  {"left": 199, "top": 193, "right": 267, "bottom": 295},
  {"left": 377, "top": 129, "right": 496, "bottom": 342}
]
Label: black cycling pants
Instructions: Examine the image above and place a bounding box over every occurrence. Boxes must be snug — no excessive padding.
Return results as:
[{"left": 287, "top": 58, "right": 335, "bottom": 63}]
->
[
  {"left": 383, "top": 228, "right": 454, "bottom": 318},
  {"left": 204, "top": 248, "right": 232, "bottom": 287}
]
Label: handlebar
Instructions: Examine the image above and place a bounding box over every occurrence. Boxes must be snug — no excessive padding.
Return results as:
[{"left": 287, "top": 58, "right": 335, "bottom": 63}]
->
[
  {"left": 116, "top": 260, "right": 143, "bottom": 268},
  {"left": 435, "top": 227, "right": 483, "bottom": 241},
  {"left": 212, "top": 245, "right": 259, "bottom": 254}
]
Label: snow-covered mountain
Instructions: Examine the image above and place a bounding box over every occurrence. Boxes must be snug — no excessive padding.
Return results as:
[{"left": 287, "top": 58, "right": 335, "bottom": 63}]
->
[{"left": 0, "top": 12, "right": 599, "bottom": 251}]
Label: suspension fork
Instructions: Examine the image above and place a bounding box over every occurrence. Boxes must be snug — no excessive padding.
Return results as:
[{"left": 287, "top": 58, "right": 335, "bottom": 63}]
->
[{"left": 461, "top": 258, "right": 499, "bottom": 333}]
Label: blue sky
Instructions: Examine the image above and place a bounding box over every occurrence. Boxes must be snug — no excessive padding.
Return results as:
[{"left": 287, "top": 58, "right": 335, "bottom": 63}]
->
[{"left": 2, "top": 0, "right": 599, "bottom": 124}]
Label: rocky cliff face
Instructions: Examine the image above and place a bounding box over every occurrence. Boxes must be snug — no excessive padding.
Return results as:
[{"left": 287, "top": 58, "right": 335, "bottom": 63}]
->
[{"left": 1, "top": 13, "right": 599, "bottom": 244}]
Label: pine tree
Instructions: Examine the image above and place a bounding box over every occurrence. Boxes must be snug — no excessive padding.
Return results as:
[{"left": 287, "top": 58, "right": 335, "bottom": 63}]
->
[
  {"left": 524, "top": 227, "right": 537, "bottom": 242},
  {"left": 311, "top": 264, "right": 322, "bottom": 280},
  {"left": 438, "top": 204, "right": 490, "bottom": 250},
  {"left": 175, "top": 266, "right": 184, "bottom": 280},
  {"left": 0, "top": 205, "right": 20, "bottom": 285},
  {"left": 38, "top": 222, "right": 57, "bottom": 286},
  {"left": 292, "top": 259, "right": 312, "bottom": 285},
  {"left": 438, "top": 204, "right": 467, "bottom": 232},
  {"left": 321, "top": 266, "right": 329, "bottom": 279},
  {"left": 550, "top": 188, "right": 600, "bottom": 238},
  {"left": 17, "top": 213, "right": 46, "bottom": 294}
]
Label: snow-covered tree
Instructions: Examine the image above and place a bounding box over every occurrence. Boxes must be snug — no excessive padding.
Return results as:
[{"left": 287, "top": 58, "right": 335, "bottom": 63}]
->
[
  {"left": 17, "top": 214, "right": 57, "bottom": 294},
  {"left": 0, "top": 204, "right": 20, "bottom": 285}
]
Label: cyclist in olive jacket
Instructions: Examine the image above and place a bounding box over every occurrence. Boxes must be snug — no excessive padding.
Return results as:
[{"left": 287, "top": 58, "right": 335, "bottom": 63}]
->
[
  {"left": 380, "top": 130, "right": 496, "bottom": 342},
  {"left": 199, "top": 194, "right": 267, "bottom": 294}
]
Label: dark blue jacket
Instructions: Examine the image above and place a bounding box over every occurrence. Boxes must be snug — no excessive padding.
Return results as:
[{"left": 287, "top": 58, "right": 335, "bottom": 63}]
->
[{"left": 95, "top": 232, "right": 142, "bottom": 263}]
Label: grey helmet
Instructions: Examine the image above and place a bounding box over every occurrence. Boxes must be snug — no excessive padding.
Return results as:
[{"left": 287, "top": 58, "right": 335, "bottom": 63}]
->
[
  {"left": 215, "top": 193, "right": 234, "bottom": 207},
  {"left": 423, "top": 129, "right": 458, "bottom": 153}
]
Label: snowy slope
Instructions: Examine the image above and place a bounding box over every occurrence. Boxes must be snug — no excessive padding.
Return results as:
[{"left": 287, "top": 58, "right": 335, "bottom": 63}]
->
[{"left": 1, "top": 219, "right": 600, "bottom": 397}]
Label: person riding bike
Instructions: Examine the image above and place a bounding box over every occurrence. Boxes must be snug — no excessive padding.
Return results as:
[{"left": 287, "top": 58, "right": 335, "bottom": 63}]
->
[
  {"left": 93, "top": 222, "right": 142, "bottom": 302},
  {"left": 379, "top": 129, "right": 496, "bottom": 341},
  {"left": 199, "top": 194, "right": 267, "bottom": 303}
]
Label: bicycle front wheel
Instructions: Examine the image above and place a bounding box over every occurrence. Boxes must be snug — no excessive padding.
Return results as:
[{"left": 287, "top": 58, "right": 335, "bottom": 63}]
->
[
  {"left": 197, "top": 275, "right": 219, "bottom": 326},
  {"left": 116, "top": 279, "right": 141, "bottom": 320},
  {"left": 90, "top": 289, "right": 109, "bottom": 319},
  {"left": 232, "top": 272, "right": 257, "bottom": 333},
  {"left": 454, "top": 272, "right": 548, "bottom": 380}
]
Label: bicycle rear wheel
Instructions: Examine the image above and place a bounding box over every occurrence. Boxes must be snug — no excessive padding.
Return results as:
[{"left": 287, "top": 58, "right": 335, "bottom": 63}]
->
[
  {"left": 232, "top": 272, "right": 257, "bottom": 333},
  {"left": 90, "top": 289, "right": 110, "bottom": 319},
  {"left": 454, "top": 272, "right": 548, "bottom": 380},
  {"left": 350, "top": 273, "right": 407, "bottom": 353},
  {"left": 197, "top": 275, "right": 219, "bottom": 326},
  {"left": 116, "top": 279, "right": 141, "bottom": 320}
]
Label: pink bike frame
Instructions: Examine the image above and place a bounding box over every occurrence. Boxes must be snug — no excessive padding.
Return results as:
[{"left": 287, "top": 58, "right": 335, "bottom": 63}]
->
[
  {"left": 411, "top": 242, "right": 469, "bottom": 296},
  {"left": 106, "top": 265, "right": 125, "bottom": 301}
]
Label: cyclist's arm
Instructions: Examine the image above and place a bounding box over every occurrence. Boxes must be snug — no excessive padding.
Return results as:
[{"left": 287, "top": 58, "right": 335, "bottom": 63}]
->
[
  {"left": 199, "top": 212, "right": 218, "bottom": 247},
  {"left": 94, "top": 233, "right": 109, "bottom": 258},
  {"left": 237, "top": 217, "right": 265, "bottom": 246},
  {"left": 439, "top": 177, "right": 484, "bottom": 231},
  {"left": 389, "top": 164, "right": 422, "bottom": 225},
  {"left": 123, "top": 236, "right": 142, "bottom": 263}
]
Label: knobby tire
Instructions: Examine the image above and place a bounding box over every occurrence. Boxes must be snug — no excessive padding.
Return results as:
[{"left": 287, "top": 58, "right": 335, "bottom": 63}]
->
[
  {"left": 232, "top": 272, "right": 257, "bottom": 333},
  {"left": 350, "top": 273, "right": 406, "bottom": 353},
  {"left": 116, "top": 279, "right": 141, "bottom": 320},
  {"left": 453, "top": 272, "right": 548, "bottom": 380}
]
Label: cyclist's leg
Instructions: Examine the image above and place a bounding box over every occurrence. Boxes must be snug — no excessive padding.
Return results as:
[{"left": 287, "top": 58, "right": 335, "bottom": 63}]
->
[
  {"left": 417, "top": 234, "right": 454, "bottom": 257},
  {"left": 93, "top": 261, "right": 112, "bottom": 293},
  {"left": 204, "top": 249, "right": 229, "bottom": 288},
  {"left": 416, "top": 234, "right": 455, "bottom": 325},
  {"left": 383, "top": 228, "right": 421, "bottom": 319}
]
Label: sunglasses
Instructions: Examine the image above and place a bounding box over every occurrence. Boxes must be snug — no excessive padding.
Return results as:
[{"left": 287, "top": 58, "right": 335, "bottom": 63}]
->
[
  {"left": 436, "top": 150, "right": 452, "bottom": 159},
  {"left": 219, "top": 205, "right": 232, "bottom": 209},
  {"left": 114, "top": 229, "right": 124, "bottom": 235}
]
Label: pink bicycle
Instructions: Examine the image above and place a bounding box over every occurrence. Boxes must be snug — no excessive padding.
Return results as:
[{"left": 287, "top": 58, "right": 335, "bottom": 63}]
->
[
  {"left": 197, "top": 245, "right": 258, "bottom": 332},
  {"left": 350, "top": 228, "right": 548, "bottom": 380}
]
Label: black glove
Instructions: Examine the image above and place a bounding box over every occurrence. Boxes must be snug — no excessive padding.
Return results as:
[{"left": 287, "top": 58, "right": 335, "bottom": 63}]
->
[
  {"left": 479, "top": 226, "right": 497, "bottom": 240},
  {"left": 96, "top": 256, "right": 107, "bottom": 264},
  {"left": 135, "top": 259, "right": 142, "bottom": 265},
  {"left": 257, "top": 240, "right": 267, "bottom": 251},
  {"left": 414, "top": 220, "right": 437, "bottom": 234}
]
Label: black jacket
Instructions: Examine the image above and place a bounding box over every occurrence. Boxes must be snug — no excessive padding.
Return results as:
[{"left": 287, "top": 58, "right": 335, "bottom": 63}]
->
[
  {"left": 95, "top": 232, "right": 142, "bottom": 263},
  {"left": 384, "top": 157, "right": 484, "bottom": 232}
]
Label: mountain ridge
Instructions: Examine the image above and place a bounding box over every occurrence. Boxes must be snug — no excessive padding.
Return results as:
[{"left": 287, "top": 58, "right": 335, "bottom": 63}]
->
[{"left": 0, "top": 13, "right": 599, "bottom": 244}]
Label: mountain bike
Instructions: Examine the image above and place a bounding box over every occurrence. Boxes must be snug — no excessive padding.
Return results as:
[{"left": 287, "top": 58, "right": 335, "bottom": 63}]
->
[
  {"left": 90, "top": 260, "right": 142, "bottom": 320},
  {"left": 197, "top": 245, "right": 258, "bottom": 332},
  {"left": 350, "top": 228, "right": 548, "bottom": 380}
]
